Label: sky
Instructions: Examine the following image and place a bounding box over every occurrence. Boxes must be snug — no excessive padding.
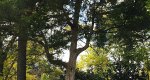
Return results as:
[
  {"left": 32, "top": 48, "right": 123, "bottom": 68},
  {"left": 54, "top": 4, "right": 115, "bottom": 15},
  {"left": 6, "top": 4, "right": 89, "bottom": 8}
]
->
[{"left": 61, "top": 39, "right": 87, "bottom": 62}]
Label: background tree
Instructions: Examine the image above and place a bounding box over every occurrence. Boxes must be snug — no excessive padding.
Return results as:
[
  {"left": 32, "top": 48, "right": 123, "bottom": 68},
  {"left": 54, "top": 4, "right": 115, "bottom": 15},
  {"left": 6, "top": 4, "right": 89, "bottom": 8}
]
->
[
  {"left": 0, "top": 0, "right": 17, "bottom": 79},
  {"left": 77, "top": 47, "right": 109, "bottom": 80}
]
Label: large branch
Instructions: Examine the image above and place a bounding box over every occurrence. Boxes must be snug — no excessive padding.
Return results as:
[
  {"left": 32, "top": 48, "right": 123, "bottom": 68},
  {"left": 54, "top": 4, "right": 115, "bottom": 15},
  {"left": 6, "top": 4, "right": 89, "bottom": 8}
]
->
[
  {"left": 40, "top": 32, "right": 67, "bottom": 67},
  {"left": 45, "top": 50, "right": 67, "bottom": 68},
  {"left": 75, "top": 1, "right": 97, "bottom": 55},
  {"left": 76, "top": 39, "right": 90, "bottom": 55},
  {"left": 29, "top": 34, "right": 67, "bottom": 68}
]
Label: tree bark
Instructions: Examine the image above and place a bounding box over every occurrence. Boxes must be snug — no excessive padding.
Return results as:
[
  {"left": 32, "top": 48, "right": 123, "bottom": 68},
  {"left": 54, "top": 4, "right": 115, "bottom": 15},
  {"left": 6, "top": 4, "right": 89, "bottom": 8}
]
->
[
  {"left": 0, "top": 37, "right": 2, "bottom": 77},
  {"left": 0, "top": 38, "right": 5, "bottom": 79},
  {"left": 17, "top": 27, "right": 27, "bottom": 80},
  {"left": 65, "top": 0, "right": 83, "bottom": 80},
  {"left": 0, "top": 63, "right": 3, "bottom": 79},
  {"left": 65, "top": 53, "right": 77, "bottom": 80},
  {"left": 65, "top": 23, "right": 78, "bottom": 80},
  {"left": 0, "top": 53, "right": 7, "bottom": 78}
]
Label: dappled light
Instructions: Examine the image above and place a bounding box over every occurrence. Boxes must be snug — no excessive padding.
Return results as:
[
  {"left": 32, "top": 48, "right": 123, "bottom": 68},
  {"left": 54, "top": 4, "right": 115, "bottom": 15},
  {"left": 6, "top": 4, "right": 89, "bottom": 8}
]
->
[{"left": 0, "top": 0, "right": 150, "bottom": 80}]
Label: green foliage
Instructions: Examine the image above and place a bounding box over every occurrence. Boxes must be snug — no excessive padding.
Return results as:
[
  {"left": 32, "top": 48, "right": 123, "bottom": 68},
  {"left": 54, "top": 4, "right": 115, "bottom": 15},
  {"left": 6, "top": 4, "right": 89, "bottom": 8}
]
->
[
  {"left": 76, "top": 40, "right": 150, "bottom": 80},
  {"left": 106, "top": 42, "right": 149, "bottom": 80},
  {"left": 0, "top": 0, "right": 17, "bottom": 21},
  {"left": 108, "top": 0, "right": 150, "bottom": 47},
  {"left": 41, "top": 67, "right": 63, "bottom": 80},
  {"left": 77, "top": 47, "right": 109, "bottom": 76},
  {"left": 0, "top": 0, "right": 150, "bottom": 79}
]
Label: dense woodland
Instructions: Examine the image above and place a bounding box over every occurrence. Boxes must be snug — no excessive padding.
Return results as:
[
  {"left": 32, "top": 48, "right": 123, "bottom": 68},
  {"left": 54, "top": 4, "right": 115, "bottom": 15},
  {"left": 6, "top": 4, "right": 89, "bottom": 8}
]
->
[{"left": 0, "top": 0, "right": 150, "bottom": 80}]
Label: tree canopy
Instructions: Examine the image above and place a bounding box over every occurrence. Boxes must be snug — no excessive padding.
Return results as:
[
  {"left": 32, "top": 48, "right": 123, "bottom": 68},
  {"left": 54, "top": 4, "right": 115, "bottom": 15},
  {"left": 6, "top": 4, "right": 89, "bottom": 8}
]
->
[{"left": 0, "top": 0, "right": 150, "bottom": 80}]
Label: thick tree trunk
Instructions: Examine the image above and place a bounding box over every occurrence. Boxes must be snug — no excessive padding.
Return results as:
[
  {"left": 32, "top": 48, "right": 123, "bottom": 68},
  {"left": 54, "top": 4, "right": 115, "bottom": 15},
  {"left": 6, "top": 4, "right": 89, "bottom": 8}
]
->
[
  {"left": 65, "top": 0, "right": 84, "bottom": 79},
  {"left": 17, "top": 28, "right": 27, "bottom": 80},
  {"left": 65, "top": 26, "right": 78, "bottom": 80},
  {"left": 65, "top": 53, "right": 77, "bottom": 80}
]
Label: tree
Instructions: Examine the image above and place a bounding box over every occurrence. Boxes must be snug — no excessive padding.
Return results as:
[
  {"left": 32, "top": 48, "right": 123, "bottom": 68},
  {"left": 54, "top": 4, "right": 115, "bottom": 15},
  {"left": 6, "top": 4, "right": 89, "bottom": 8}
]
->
[
  {"left": 0, "top": 0, "right": 149, "bottom": 80},
  {"left": 0, "top": 0, "right": 17, "bottom": 79},
  {"left": 77, "top": 47, "right": 109, "bottom": 79},
  {"left": 105, "top": 40, "right": 149, "bottom": 80},
  {"left": 0, "top": 0, "right": 36, "bottom": 79},
  {"left": 0, "top": 33, "right": 4, "bottom": 79},
  {"left": 0, "top": 35, "right": 16, "bottom": 79},
  {"left": 37, "top": 0, "right": 150, "bottom": 79}
]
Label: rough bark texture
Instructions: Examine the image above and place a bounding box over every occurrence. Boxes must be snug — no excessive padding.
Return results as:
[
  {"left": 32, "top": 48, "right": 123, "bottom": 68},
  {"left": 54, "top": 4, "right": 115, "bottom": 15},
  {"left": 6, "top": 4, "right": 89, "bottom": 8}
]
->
[{"left": 17, "top": 27, "right": 27, "bottom": 80}]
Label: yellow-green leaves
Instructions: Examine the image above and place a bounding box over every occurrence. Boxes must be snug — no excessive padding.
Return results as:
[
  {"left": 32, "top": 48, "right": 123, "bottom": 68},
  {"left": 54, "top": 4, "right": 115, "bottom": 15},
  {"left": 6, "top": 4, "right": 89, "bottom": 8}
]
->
[{"left": 77, "top": 47, "right": 109, "bottom": 75}]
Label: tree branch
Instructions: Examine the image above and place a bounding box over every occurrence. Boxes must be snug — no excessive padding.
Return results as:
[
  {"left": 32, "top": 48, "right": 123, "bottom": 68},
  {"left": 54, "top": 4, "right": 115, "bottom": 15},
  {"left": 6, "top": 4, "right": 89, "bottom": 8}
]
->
[
  {"left": 29, "top": 33, "right": 67, "bottom": 68},
  {"left": 76, "top": 39, "right": 90, "bottom": 55},
  {"left": 40, "top": 32, "right": 67, "bottom": 67}
]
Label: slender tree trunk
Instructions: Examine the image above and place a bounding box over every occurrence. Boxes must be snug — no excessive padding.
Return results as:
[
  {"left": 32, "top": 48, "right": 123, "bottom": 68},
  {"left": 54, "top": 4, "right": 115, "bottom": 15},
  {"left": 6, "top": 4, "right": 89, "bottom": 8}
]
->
[
  {"left": 17, "top": 27, "right": 27, "bottom": 80},
  {"left": 0, "top": 36, "right": 6, "bottom": 79},
  {"left": 0, "top": 53, "right": 7, "bottom": 79},
  {"left": 0, "top": 63, "right": 3, "bottom": 79},
  {"left": 0, "top": 62, "right": 3, "bottom": 77},
  {"left": 0, "top": 37, "right": 3, "bottom": 78}
]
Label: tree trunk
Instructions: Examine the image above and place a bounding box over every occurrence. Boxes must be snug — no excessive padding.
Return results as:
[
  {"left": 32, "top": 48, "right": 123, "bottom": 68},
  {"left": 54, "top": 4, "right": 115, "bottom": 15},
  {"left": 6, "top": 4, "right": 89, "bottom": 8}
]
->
[
  {"left": 0, "top": 37, "right": 5, "bottom": 79},
  {"left": 0, "top": 37, "right": 3, "bottom": 78},
  {"left": 65, "top": 0, "right": 84, "bottom": 79},
  {"left": 65, "top": 53, "right": 77, "bottom": 80},
  {"left": 0, "top": 52, "right": 7, "bottom": 79},
  {"left": 65, "top": 24, "right": 78, "bottom": 80},
  {"left": 17, "top": 28, "right": 27, "bottom": 80},
  {"left": 0, "top": 63, "right": 3, "bottom": 79}
]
